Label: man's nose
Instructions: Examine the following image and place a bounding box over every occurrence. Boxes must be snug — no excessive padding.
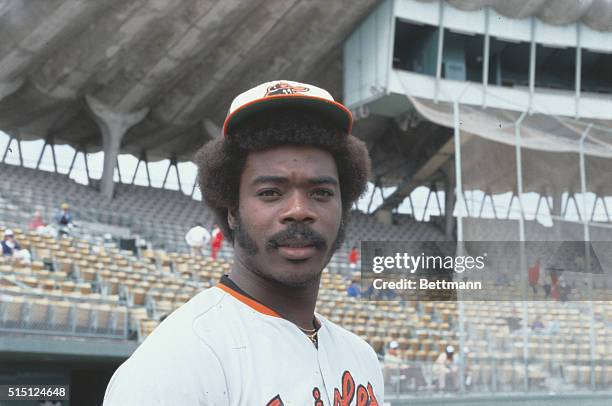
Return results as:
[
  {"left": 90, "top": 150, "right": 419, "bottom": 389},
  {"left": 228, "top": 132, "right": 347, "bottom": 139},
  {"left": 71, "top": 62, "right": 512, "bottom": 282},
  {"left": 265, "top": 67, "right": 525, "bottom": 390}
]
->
[{"left": 280, "top": 191, "right": 316, "bottom": 224}]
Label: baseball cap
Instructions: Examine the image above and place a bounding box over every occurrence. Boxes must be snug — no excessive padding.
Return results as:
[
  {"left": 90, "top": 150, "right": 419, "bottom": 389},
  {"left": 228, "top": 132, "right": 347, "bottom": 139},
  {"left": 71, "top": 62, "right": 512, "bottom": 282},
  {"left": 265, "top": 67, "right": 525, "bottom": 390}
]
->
[
  {"left": 4, "top": 229, "right": 14, "bottom": 236},
  {"left": 223, "top": 80, "right": 353, "bottom": 137},
  {"left": 389, "top": 341, "right": 399, "bottom": 349},
  {"left": 446, "top": 345, "right": 455, "bottom": 354}
]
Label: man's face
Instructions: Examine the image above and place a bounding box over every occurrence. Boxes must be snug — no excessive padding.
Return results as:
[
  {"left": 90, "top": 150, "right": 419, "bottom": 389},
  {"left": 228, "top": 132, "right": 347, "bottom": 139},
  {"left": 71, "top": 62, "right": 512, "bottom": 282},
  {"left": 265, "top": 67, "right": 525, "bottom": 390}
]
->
[{"left": 230, "top": 145, "right": 343, "bottom": 287}]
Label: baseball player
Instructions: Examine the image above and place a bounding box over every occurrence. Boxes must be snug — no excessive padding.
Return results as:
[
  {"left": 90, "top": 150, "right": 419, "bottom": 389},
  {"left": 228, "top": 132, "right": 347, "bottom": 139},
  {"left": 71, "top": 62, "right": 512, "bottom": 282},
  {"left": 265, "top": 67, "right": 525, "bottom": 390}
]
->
[{"left": 104, "top": 80, "right": 383, "bottom": 405}]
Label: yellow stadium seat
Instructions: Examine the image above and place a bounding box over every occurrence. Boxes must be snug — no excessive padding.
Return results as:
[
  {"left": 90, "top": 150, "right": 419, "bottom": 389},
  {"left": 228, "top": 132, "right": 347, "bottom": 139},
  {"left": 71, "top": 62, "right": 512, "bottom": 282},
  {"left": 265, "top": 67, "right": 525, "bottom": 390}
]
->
[
  {"left": 51, "top": 301, "right": 71, "bottom": 327},
  {"left": 2, "top": 295, "right": 25, "bottom": 324},
  {"left": 29, "top": 298, "right": 50, "bottom": 326}
]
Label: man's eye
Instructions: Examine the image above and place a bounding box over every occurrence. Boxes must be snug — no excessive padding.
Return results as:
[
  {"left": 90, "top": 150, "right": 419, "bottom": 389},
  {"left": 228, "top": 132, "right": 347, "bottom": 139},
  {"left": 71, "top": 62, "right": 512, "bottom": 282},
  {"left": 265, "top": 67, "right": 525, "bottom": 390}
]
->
[
  {"left": 312, "top": 189, "right": 334, "bottom": 198},
  {"left": 258, "top": 190, "right": 281, "bottom": 197}
]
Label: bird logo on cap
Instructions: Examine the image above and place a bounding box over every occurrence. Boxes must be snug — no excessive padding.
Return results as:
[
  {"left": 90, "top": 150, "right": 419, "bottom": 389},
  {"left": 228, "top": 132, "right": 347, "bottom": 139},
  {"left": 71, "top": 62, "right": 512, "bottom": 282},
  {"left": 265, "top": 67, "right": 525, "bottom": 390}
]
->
[{"left": 265, "top": 82, "right": 309, "bottom": 97}]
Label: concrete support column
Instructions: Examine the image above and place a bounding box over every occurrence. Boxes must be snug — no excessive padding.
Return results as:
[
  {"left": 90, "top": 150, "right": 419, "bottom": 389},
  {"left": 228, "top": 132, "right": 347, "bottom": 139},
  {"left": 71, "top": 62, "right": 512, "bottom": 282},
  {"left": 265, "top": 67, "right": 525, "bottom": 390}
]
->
[
  {"left": 86, "top": 95, "right": 148, "bottom": 199},
  {"left": 83, "top": 147, "right": 92, "bottom": 185},
  {"left": 36, "top": 136, "right": 58, "bottom": 172},
  {"left": 67, "top": 148, "right": 78, "bottom": 177},
  {"left": 160, "top": 155, "right": 182, "bottom": 191},
  {"left": 444, "top": 160, "right": 455, "bottom": 239},
  {"left": 2, "top": 133, "right": 23, "bottom": 166},
  {"left": 551, "top": 188, "right": 563, "bottom": 238},
  {"left": 1, "top": 135, "right": 14, "bottom": 163},
  {"left": 191, "top": 179, "right": 198, "bottom": 197}
]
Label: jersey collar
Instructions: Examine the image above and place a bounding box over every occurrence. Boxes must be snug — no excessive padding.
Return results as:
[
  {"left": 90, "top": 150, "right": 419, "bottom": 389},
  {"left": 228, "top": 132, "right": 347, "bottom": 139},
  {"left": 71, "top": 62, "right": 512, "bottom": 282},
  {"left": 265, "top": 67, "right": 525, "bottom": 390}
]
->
[
  {"left": 217, "top": 275, "right": 322, "bottom": 331},
  {"left": 218, "top": 275, "right": 282, "bottom": 318}
]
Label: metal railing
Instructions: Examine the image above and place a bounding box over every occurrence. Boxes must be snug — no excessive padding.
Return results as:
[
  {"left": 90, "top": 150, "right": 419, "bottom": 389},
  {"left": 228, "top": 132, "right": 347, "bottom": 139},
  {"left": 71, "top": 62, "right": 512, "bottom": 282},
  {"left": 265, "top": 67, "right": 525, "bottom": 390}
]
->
[
  {"left": 0, "top": 291, "right": 128, "bottom": 340},
  {"left": 382, "top": 354, "right": 612, "bottom": 398}
]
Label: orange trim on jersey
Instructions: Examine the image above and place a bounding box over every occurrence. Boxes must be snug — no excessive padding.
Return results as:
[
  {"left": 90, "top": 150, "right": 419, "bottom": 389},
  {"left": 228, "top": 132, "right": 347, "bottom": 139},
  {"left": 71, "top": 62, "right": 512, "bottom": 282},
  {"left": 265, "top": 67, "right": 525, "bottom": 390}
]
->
[{"left": 217, "top": 283, "right": 281, "bottom": 318}]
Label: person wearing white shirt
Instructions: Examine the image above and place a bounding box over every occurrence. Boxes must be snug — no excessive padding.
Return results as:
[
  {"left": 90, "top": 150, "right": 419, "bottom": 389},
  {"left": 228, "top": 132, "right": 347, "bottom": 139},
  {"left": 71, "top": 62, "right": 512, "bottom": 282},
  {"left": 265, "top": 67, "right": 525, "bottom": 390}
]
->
[{"left": 185, "top": 223, "right": 211, "bottom": 257}]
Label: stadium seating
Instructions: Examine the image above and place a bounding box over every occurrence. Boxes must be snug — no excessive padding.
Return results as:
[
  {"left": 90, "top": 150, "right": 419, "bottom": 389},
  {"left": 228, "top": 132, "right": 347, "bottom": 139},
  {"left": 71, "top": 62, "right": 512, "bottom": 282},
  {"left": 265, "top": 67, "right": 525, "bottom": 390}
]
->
[
  {"left": 1, "top": 221, "right": 611, "bottom": 393},
  {"left": 0, "top": 162, "right": 447, "bottom": 267}
]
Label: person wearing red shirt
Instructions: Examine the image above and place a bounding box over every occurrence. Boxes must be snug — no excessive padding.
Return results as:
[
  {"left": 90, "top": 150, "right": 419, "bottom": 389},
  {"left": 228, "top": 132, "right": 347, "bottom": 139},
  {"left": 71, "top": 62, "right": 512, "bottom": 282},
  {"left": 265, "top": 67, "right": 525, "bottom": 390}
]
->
[
  {"left": 211, "top": 224, "right": 224, "bottom": 260},
  {"left": 528, "top": 260, "right": 540, "bottom": 295},
  {"left": 28, "top": 211, "right": 45, "bottom": 231},
  {"left": 348, "top": 246, "right": 359, "bottom": 269}
]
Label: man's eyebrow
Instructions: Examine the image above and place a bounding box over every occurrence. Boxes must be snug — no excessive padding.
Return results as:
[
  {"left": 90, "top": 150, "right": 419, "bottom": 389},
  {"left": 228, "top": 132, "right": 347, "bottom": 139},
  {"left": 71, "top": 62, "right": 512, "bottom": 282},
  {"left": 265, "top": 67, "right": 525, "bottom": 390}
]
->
[
  {"left": 308, "top": 176, "right": 338, "bottom": 186},
  {"left": 250, "top": 175, "right": 338, "bottom": 186},
  {"left": 251, "top": 176, "right": 288, "bottom": 186}
]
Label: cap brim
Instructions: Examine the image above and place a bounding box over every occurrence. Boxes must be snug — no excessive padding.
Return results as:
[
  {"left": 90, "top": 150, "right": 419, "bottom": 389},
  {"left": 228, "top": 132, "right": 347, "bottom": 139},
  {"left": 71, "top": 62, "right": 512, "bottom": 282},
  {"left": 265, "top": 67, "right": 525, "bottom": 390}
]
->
[{"left": 223, "top": 95, "right": 353, "bottom": 137}]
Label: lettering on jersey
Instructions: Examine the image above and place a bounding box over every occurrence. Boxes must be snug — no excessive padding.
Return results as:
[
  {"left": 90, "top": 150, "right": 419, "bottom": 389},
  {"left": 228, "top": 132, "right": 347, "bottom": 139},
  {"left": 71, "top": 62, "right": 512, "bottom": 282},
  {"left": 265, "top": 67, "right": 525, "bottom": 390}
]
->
[
  {"left": 312, "top": 387, "right": 324, "bottom": 406},
  {"left": 265, "top": 370, "right": 378, "bottom": 406},
  {"left": 265, "top": 394, "right": 284, "bottom": 406},
  {"left": 333, "top": 370, "right": 355, "bottom": 406},
  {"left": 333, "top": 371, "right": 379, "bottom": 406}
]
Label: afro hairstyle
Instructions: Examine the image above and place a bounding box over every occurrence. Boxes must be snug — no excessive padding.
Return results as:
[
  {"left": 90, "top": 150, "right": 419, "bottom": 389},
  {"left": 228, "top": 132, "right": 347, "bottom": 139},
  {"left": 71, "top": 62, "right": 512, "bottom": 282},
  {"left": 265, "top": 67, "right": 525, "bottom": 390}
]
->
[{"left": 194, "top": 107, "right": 371, "bottom": 242}]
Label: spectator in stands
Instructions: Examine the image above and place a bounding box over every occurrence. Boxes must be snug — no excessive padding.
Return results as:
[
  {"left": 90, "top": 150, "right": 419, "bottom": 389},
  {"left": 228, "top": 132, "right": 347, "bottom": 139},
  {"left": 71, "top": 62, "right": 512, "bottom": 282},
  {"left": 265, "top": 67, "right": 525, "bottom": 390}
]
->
[
  {"left": 378, "top": 286, "right": 396, "bottom": 300},
  {"left": 545, "top": 318, "right": 560, "bottom": 335},
  {"left": 185, "top": 222, "right": 211, "bottom": 257},
  {"left": 433, "top": 345, "right": 458, "bottom": 391},
  {"left": 210, "top": 223, "right": 224, "bottom": 260},
  {"left": 384, "top": 340, "right": 427, "bottom": 392},
  {"left": 136, "top": 238, "right": 149, "bottom": 258},
  {"left": 543, "top": 269, "right": 559, "bottom": 299},
  {"left": 550, "top": 277, "right": 561, "bottom": 301},
  {"left": 530, "top": 316, "right": 545, "bottom": 332},
  {"left": 55, "top": 202, "right": 73, "bottom": 225},
  {"left": 55, "top": 202, "right": 74, "bottom": 236},
  {"left": 103, "top": 233, "right": 116, "bottom": 250},
  {"left": 384, "top": 340, "right": 402, "bottom": 364},
  {"left": 346, "top": 278, "right": 361, "bottom": 297},
  {"left": 458, "top": 346, "right": 473, "bottom": 390},
  {"left": 1, "top": 229, "right": 31, "bottom": 263},
  {"left": 28, "top": 210, "right": 57, "bottom": 237},
  {"left": 28, "top": 210, "right": 45, "bottom": 231},
  {"left": 528, "top": 260, "right": 540, "bottom": 295},
  {"left": 504, "top": 308, "right": 522, "bottom": 332},
  {"left": 383, "top": 340, "right": 405, "bottom": 391},
  {"left": 558, "top": 278, "right": 571, "bottom": 302},
  {"left": 362, "top": 283, "right": 375, "bottom": 299},
  {"left": 550, "top": 268, "right": 559, "bottom": 286},
  {"left": 26, "top": 211, "right": 57, "bottom": 238},
  {"left": 1, "top": 229, "right": 17, "bottom": 256},
  {"left": 348, "top": 245, "right": 359, "bottom": 269},
  {"left": 211, "top": 223, "right": 221, "bottom": 240}
]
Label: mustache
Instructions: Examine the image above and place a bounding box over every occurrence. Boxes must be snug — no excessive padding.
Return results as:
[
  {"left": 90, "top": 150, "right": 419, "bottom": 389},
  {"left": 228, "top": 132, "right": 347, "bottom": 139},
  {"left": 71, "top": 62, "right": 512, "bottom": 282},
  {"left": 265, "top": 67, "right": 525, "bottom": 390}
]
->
[{"left": 266, "top": 223, "right": 327, "bottom": 251}]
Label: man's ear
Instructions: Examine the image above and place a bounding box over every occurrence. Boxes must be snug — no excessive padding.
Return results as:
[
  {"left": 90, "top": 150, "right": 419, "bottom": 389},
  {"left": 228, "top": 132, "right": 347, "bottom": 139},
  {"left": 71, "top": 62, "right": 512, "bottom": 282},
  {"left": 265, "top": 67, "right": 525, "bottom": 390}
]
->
[{"left": 227, "top": 208, "right": 237, "bottom": 230}]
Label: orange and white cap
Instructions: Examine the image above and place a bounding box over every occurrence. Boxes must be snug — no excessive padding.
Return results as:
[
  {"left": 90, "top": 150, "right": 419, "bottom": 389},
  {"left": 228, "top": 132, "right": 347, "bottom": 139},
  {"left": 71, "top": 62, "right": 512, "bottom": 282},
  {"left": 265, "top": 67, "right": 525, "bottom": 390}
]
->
[{"left": 223, "top": 80, "right": 353, "bottom": 137}]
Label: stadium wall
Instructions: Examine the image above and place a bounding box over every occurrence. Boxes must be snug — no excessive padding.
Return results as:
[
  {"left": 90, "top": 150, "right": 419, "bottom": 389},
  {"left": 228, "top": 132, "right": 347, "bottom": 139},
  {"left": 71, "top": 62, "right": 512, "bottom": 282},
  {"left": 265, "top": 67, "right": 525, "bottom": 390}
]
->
[
  {"left": 0, "top": 335, "right": 135, "bottom": 405},
  {"left": 388, "top": 391, "right": 612, "bottom": 406}
]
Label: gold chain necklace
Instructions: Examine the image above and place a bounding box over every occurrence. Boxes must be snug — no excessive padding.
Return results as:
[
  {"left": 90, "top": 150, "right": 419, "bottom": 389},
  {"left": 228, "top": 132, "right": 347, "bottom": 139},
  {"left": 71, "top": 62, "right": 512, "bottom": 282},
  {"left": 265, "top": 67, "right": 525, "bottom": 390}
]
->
[{"left": 298, "top": 324, "right": 319, "bottom": 345}]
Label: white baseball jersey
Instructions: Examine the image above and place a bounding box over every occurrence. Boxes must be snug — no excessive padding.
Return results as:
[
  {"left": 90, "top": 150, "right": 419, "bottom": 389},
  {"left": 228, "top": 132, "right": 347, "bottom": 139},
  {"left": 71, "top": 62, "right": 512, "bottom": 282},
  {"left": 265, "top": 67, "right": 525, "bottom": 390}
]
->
[{"left": 104, "top": 276, "right": 384, "bottom": 405}]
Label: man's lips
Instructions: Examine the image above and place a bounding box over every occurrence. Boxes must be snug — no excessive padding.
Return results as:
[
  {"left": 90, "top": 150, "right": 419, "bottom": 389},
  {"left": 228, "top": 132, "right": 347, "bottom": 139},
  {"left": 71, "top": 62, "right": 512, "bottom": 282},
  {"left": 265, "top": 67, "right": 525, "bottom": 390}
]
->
[{"left": 276, "top": 244, "right": 317, "bottom": 260}]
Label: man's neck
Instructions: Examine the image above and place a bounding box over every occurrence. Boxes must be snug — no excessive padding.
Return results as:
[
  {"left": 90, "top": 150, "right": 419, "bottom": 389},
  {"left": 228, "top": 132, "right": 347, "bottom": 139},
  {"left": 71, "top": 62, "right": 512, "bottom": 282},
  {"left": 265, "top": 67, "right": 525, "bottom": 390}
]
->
[{"left": 227, "top": 263, "right": 320, "bottom": 331}]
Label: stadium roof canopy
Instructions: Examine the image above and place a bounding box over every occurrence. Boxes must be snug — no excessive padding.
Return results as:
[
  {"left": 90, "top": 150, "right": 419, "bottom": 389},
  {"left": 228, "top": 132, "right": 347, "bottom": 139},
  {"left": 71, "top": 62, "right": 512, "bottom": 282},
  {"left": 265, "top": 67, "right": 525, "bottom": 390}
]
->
[
  {"left": 343, "top": 0, "right": 612, "bottom": 217},
  {"left": 443, "top": 0, "right": 612, "bottom": 31},
  {"left": 0, "top": 0, "right": 379, "bottom": 197}
]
